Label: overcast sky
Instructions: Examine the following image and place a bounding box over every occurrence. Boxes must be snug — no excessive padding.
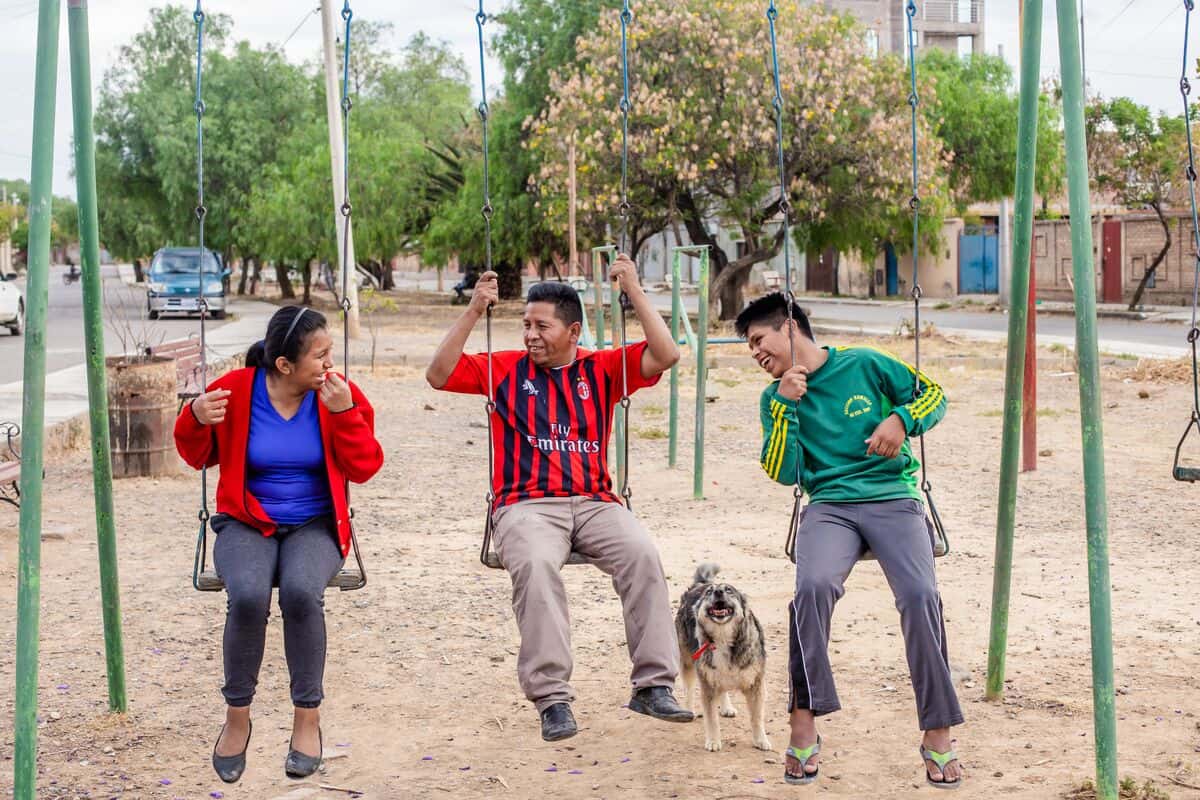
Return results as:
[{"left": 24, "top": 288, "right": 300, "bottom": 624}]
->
[{"left": 0, "top": 0, "right": 1192, "bottom": 200}]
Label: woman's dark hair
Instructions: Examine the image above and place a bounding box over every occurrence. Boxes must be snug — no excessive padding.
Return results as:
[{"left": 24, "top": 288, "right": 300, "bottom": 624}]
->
[
  {"left": 246, "top": 305, "right": 328, "bottom": 370},
  {"left": 526, "top": 281, "right": 584, "bottom": 326},
  {"left": 734, "top": 292, "right": 814, "bottom": 341}
]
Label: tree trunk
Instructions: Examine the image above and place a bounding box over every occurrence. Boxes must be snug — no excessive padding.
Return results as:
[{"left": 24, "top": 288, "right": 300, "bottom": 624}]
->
[
  {"left": 302, "top": 259, "right": 313, "bottom": 306},
  {"left": 497, "top": 260, "right": 523, "bottom": 299},
  {"left": 381, "top": 258, "right": 394, "bottom": 290},
  {"left": 275, "top": 262, "right": 295, "bottom": 299},
  {"left": 132, "top": 258, "right": 144, "bottom": 283},
  {"left": 237, "top": 255, "right": 251, "bottom": 296},
  {"left": 1128, "top": 203, "right": 1171, "bottom": 310},
  {"left": 250, "top": 258, "right": 261, "bottom": 295}
]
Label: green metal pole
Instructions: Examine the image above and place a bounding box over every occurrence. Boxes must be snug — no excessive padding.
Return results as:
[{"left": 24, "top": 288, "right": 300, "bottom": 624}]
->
[
  {"left": 669, "top": 249, "right": 681, "bottom": 468},
  {"left": 1057, "top": 0, "right": 1117, "bottom": 793},
  {"left": 693, "top": 249, "right": 709, "bottom": 500},
  {"left": 15, "top": 1, "right": 61, "bottom": 796},
  {"left": 68, "top": 0, "right": 126, "bottom": 713},
  {"left": 590, "top": 246, "right": 613, "bottom": 346},
  {"left": 986, "top": 0, "right": 1042, "bottom": 703}
]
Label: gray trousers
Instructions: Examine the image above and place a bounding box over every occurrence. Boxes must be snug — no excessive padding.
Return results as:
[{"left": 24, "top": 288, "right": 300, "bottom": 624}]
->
[
  {"left": 789, "top": 498, "right": 963, "bottom": 731},
  {"left": 211, "top": 514, "right": 344, "bottom": 709},
  {"left": 492, "top": 497, "right": 680, "bottom": 712}
]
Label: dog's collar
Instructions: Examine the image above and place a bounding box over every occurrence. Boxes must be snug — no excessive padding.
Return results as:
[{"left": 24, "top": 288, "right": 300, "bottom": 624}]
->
[{"left": 692, "top": 641, "right": 714, "bottom": 661}]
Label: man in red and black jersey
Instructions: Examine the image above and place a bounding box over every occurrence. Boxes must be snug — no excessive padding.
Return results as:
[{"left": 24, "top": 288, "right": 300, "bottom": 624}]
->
[{"left": 427, "top": 256, "right": 693, "bottom": 741}]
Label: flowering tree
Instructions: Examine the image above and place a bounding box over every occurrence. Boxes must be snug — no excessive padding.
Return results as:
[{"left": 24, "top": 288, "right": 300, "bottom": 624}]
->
[{"left": 528, "top": 0, "right": 948, "bottom": 317}]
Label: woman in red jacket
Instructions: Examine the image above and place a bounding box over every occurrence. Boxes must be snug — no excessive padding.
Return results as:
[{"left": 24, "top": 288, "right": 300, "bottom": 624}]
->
[{"left": 175, "top": 305, "right": 383, "bottom": 784}]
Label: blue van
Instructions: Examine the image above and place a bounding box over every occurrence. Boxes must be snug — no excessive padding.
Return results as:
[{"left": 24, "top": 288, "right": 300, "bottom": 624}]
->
[{"left": 146, "top": 247, "right": 230, "bottom": 319}]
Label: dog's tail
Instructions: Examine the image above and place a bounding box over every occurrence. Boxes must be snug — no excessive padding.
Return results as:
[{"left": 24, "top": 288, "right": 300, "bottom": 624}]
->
[{"left": 693, "top": 562, "right": 720, "bottom": 585}]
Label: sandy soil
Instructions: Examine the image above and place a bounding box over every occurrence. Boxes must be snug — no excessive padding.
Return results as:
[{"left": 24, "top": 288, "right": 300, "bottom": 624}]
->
[{"left": 2, "top": 295, "right": 1199, "bottom": 800}]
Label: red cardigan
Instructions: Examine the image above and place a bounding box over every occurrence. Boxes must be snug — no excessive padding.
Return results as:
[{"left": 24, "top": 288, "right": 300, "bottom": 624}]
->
[{"left": 174, "top": 367, "right": 384, "bottom": 556}]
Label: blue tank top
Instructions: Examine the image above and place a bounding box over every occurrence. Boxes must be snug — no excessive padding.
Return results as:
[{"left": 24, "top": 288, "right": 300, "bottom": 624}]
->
[{"left": 246, "top": 369, "right": 332, "bottom": 525}]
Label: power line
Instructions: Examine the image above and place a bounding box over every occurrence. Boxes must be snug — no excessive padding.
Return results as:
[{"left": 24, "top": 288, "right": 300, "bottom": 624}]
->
[{"left": 279, "top": 5, "right": 320, "bottom": 50}]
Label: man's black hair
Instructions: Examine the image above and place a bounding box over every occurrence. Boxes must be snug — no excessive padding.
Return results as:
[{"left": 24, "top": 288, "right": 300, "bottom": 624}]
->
[
  {"left": 526, "top": 281, "right": 584, "bottom": 327},
  {"left": 734, "top": 292, "right": 814, "bottom": 341}
]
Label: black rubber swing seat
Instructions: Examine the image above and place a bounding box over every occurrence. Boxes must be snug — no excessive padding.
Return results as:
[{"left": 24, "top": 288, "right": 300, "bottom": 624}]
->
[
  {"left": 193, "top": 519, "right": 368, "bottom": 592},
  {"left": 193, "top": 567, "right": 366, "bottom": 592},
  {"left": 1174, "top": 466, "right": 1200, "bottom": 483}
]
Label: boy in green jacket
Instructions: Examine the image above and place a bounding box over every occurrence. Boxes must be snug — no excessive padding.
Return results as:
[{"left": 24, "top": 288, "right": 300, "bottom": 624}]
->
[{"left": 736, "top": 293, "right": 963, "bottom": 789}]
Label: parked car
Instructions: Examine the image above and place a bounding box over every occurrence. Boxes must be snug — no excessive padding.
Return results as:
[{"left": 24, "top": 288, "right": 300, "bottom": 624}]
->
[
  {"left": 146, "top": 247, "right": 230, "bottom": 320},
  {"left": 0, "top": 270, "right": 23, "bottom": 336}
]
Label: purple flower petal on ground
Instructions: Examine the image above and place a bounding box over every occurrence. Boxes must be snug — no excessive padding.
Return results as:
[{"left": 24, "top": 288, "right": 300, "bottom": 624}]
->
[
  {"left": 545, "top": 766, "right": 558, "bottom": 772},
  {"left": 752, "top": 778, "right": 765, "bottom": 783},
  {"left": 210, "top": 793, "right": 224, "bottom": 798},
  {"left": 620, "top": 757, "right": 631, "bottom": 763},
  {"left": 55, "top": 684, "right": 69, "bottom": 690},
  {"left": 568, "top": 769, "right": 583, "bottom": 774},
  {"left": 159, "top": 779, "right": 172, "bottom": 786},
  {"left": 336, "top": 742, "right": 350, "bottom": 747},
  {"left": 421, "top": 756, "right": 434, "bottom": 761},
  {"left": 459, "top": 766, "right": 470, "bottom": 771}
]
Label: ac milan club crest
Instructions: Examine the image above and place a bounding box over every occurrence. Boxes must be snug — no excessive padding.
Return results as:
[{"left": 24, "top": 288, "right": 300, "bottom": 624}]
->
[{"left": 576, "top": 379, "right": 591, "bottom": 400}]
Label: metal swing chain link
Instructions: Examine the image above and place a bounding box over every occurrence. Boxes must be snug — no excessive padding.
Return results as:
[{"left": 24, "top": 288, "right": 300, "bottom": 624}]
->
[
  {"left": 1179, "top": 0, "right": 1200, "bottom": 419},
  {"left": 477, "top": 2, "right": 499, "bottom": 514},
  {"left": 193, "top": 0, "right": 210, "bottom": 525},
  {"left": 616, "top": 0, "right": 634, "bottom": 507},
  {"left": 905, "top": 0, "right": 934, "bottom": 495},
  {"left": 339, "top": 0, "right": 355, "bottom": 515},
  {"left": 767, "top": 1, "right": 806, "bottom": 557}
]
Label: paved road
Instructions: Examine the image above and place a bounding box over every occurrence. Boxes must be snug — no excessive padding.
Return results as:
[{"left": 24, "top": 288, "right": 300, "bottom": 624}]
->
[
  {"left": 0, "top": 263, "right": 234, "bottom": 376},
  {"left": 395, "top": 271, "right": 1193, "bottom": 357}
]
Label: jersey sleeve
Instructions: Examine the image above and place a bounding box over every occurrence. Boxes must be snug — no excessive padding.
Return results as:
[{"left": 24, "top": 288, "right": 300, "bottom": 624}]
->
[
  {"left": 872, "top": 349, "right": 947, "bottom": 436},
  {"left": 759, "top": 384, "right": 804, "bottom": 488},
  {"left": 441, "top": 352, "right": 516, "bottom": 398}
]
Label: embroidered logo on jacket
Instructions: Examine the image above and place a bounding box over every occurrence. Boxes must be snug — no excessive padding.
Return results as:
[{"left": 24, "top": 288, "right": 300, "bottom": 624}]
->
[{"left": 843, "top": 394, "right": 873, "bottom": 418}]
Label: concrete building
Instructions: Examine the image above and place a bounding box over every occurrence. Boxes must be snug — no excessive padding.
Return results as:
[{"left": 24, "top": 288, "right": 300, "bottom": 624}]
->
[{"left": 826, "top": 0, "right": 986, "bottom": 57}]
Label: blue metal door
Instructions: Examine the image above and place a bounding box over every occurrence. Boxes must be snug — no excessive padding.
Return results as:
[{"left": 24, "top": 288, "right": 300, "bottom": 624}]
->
[
  {"left": 885, "top": 242, "right": 899, "bottom": 296},
  {"left": 959, "top": 225, "right": 999, "bottom": 293}
]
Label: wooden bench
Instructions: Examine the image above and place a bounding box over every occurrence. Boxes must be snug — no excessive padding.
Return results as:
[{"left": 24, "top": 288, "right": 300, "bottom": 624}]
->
[
  {"left": 0, "top": 421, "right": 21, "bottom": 509},
  {"left": 150, "top": 337, "right": 208, "bottom": 409}
]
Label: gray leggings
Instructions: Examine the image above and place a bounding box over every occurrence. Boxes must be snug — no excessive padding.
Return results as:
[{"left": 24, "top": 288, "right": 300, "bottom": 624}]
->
[
  {"left": 789, "top": 498, "right": 963, "bottom": 731},
  {"left": 211, "top": 514, "right": 344, "bottom": 709}
]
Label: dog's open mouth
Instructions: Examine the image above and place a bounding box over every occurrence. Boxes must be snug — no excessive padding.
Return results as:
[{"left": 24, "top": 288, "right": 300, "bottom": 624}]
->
[{"left": 706, "top": 604, "right": 734, "bottom": 622}]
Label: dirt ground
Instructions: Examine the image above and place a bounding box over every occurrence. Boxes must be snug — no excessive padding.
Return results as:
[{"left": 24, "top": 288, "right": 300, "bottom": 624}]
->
[{"left": 2, "top": 294, "right": 1200, "bottom": 800}]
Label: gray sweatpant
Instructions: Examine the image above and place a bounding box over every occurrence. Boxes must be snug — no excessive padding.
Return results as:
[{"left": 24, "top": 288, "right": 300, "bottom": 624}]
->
[
  {"left": 492, "top": 497, "right": 680, "bottom": 712},
  {"left": 789, "top": 498, "right": 963, "bottom": 731},
  {"left": 211, "top": 514, "right": 345, "bottom": 709}
]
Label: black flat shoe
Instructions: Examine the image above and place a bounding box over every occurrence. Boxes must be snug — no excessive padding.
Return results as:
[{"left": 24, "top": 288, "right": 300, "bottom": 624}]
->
[
  {"left": 628, "top": 687, "right": 694, "bottom": 722},
  {"left": 212, "top": 720, "right": 252, "bottom": 784},
  {"left": 285, "top": 726, "right": 323, "bottom": 779},
  {"left": 539, "top": 703, "right": 578, "bottom": 742}
]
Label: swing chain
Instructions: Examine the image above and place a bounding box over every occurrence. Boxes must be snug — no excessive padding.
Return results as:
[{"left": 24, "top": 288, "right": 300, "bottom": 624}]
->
[{"left": 1179, "top": 0, "right": 1200, "bottom": 412}]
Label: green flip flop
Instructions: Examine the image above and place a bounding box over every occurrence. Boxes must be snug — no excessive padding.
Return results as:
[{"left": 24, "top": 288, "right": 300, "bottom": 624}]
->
[
  {"left": 919, "top": 743, "right": 962, "bottom": 790},
  {"left": 784, "top": 736, "right": 821, "bottom": 785}
]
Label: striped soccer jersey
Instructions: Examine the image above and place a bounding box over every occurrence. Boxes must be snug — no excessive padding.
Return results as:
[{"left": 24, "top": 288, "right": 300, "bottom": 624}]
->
[{"left": 443, "top": 342, "right": 658, "bottom": 509}]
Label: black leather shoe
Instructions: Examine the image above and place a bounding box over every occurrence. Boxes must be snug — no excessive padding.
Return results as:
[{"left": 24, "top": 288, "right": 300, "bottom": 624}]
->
[
  {"left": 285, "top": 726, "right": 323, "bottom": 779},
  {"left": 628, "top": 687, "right": 694, "bottom": 722},
  {"left": 540, "top": 703, "right": 578, "bottom": 742},
  {"left": 212, "top": 720, "right": 252, "bottom": 784}
]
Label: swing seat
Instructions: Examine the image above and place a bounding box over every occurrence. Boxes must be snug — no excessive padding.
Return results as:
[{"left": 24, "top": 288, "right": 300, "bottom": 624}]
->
[
  {"left": 1174, "top": 466, "right": 1200, "bottom": 482},
  {"left": 479, "top": 512, "right": 591, "bottom": 570},
  {"left": 193, "top": 519, "right": 368, "bottom": 592},
  {"left": 480, "top": 550, "right": 591, "bottom": 570},
  {"left": 193, "top": 567, "right": 367, "bottom": 592}
]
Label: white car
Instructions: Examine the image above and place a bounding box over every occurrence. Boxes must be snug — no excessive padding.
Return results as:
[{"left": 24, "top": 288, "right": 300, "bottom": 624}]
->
[{"left": 0, "top": 270, "right": 23, "bottom": 336}]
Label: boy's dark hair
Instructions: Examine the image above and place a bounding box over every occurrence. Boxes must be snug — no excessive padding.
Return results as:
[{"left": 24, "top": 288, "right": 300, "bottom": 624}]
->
[
  {"left": 246, "top": 305, "right": 328, "bottom": 371},
  {"left": 526, "top": 281, "right": 584, "bottom": 327},
  {"left": 734, "top": 292, "right": 814, "bottom": 341}
]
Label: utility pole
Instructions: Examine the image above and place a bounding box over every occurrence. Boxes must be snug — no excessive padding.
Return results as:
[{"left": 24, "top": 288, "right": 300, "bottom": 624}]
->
[
  {"left": 320, "top": 0, "right": 360, "bottom": 338},
  {"left": 568, "top": 132, "right": 578, "bottom": 277}
]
